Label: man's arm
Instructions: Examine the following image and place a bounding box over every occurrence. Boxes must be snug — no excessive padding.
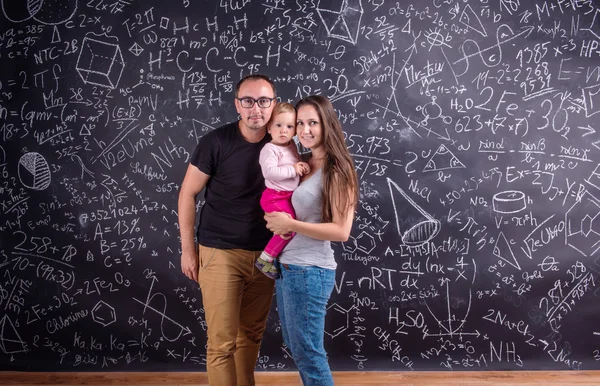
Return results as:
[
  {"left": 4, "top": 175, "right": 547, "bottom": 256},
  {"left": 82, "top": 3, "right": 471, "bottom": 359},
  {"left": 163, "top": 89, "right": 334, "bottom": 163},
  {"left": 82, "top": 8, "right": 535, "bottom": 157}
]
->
[{"left": 178, "top": 164, "right": 211, "bottom": 281}]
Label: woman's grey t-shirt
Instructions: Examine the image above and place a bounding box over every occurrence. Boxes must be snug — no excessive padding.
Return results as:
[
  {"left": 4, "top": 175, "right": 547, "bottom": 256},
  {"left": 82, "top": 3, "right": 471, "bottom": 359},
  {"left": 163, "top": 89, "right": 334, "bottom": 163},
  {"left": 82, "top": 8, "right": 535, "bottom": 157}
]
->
[{"left": 279, "top": 168, "right": 337, "bottom": 270}]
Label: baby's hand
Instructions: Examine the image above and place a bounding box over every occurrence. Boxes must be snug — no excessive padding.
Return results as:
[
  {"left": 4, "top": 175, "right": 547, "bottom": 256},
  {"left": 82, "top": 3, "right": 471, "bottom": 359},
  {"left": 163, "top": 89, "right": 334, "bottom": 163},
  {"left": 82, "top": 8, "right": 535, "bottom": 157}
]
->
[{"left": 294, "top": 162, "right": 310, "bottom": 176}]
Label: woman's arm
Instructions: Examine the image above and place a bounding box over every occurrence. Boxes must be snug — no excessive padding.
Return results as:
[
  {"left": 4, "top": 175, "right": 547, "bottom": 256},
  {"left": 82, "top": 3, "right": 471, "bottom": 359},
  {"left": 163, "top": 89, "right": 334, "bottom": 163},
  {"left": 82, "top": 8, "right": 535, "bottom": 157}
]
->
[{"left": 264, "top": 186, "right": 355, "bottom": 242}]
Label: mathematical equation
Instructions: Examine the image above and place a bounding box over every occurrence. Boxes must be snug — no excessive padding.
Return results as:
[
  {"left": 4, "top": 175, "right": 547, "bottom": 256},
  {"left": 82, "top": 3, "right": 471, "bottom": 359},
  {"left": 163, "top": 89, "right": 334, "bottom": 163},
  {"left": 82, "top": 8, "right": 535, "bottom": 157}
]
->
[{"left": 2, "top": 0, "right": 600, "bottom": 371}]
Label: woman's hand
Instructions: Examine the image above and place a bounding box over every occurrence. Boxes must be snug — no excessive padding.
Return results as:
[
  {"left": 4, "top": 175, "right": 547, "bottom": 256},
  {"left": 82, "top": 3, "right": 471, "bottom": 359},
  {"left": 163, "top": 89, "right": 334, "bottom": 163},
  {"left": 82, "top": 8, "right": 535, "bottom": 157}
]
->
[{"left": 265, "top": 212, "right": 293, "bottom": 235}]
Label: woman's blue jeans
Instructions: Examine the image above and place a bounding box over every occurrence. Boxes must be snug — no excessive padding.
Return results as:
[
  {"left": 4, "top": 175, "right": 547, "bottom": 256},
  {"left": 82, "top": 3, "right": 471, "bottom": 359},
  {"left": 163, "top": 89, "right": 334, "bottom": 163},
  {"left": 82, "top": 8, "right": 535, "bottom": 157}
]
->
[{"left": 275, "top": 263, "right": 336, "bottom": 386}]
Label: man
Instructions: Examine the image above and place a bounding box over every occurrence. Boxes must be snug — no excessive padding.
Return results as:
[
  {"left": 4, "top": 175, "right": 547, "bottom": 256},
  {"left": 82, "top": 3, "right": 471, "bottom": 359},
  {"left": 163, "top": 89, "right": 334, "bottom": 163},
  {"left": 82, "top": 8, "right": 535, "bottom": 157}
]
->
[{"left": 178, "top": 74, "right": 277, "bottom": 386}]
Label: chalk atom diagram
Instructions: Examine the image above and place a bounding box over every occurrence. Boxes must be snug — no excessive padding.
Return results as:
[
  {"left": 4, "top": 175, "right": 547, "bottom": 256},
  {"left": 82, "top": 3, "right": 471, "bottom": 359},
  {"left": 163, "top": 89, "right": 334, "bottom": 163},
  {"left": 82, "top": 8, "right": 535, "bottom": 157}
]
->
[
  {"left": 316, "top": 0, "right": 363, "bottom": 45},
  {"left": 76, "top": 33, "right": 125, "bottom": 89}
]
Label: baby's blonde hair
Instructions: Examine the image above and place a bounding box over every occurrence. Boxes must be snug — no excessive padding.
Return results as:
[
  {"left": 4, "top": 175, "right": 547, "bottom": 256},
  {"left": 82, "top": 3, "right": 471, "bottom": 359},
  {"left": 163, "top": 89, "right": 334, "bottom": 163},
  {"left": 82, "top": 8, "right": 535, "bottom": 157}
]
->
[{"left": 269, "top": 102, "right": 296, "bottom": 125}]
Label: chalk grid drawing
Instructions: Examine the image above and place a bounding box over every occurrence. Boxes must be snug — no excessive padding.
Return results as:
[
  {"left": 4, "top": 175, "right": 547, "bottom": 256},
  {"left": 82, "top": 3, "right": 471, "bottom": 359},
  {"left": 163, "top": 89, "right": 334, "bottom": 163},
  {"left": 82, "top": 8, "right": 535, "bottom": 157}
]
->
[
  {"left": 1, "top": 0, "right": 77, "bottom": 25},
  {"left": 76, "top": 33, "right": 125, "bottom": 89},
  {"left": 316, "top": 0, "right": 363, "bottom": 45},
  {"left": 387, "top": 178, "right": 440, "bottom": 246},
  {"left": 18, "top": 152, "right": 51, "bottom": 190}
]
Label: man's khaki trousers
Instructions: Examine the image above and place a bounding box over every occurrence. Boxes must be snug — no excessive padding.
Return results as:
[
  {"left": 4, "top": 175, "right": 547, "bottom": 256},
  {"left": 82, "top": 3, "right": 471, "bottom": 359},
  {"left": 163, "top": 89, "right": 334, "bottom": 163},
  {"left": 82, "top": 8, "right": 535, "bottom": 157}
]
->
[{"left": 198, "top": 245, "right": 275, "bottom": 386}]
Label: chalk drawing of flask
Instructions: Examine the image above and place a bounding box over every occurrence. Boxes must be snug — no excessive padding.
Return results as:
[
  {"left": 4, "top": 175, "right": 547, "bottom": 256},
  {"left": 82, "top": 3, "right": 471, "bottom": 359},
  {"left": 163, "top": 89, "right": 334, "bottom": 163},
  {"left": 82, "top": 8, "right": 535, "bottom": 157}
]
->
[{"left": 387, "top": 177, "right": 440, "bottom": 246}]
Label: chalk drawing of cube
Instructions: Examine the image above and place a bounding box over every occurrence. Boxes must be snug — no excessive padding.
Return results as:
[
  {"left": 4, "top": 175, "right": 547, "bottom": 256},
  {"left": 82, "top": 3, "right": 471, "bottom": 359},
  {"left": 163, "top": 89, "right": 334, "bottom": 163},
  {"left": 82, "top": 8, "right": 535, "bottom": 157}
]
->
[{"left": 76, "top": 36, "right": 125, "bottom": 89}]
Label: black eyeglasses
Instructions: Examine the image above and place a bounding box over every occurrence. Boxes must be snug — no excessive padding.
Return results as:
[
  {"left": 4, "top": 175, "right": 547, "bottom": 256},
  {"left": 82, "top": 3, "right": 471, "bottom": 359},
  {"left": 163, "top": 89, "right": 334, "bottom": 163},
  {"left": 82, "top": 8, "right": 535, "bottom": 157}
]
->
[{"left": 236, "top": 97, "right": 276, "bottom": 108}]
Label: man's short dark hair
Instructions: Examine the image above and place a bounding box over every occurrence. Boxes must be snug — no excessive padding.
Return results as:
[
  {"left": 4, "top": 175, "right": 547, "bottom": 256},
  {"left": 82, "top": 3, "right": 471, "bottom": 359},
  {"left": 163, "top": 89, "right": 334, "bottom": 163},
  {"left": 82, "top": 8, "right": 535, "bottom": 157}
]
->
[{"left": 235, "top": 74, "right": 277, "bottom": 99}]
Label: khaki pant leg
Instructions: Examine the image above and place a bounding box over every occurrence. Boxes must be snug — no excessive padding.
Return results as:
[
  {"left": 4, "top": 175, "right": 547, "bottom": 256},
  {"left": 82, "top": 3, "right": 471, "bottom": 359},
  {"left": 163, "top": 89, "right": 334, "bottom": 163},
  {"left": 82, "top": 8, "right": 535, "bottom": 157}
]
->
[
  {"left": 234, "top": 250, "right": 275, "bottom": 386},
  {"left": 198, "top": 245, "right": 245, "bottom": 386}
]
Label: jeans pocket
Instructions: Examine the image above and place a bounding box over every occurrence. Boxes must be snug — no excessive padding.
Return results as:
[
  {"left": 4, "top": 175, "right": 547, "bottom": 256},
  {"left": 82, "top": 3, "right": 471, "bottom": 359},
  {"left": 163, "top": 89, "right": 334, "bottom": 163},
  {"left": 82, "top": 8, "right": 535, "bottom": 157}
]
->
[{"left": 299, "top": 268, "right": 331, "bottom": 299}]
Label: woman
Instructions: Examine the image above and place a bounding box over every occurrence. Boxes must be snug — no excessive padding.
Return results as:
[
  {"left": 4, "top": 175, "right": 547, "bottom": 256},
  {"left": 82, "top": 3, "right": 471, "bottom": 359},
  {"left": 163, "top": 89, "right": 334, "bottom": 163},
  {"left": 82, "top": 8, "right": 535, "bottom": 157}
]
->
[{"left": 264, "top": 95, "right": 359, "bottom": 385}]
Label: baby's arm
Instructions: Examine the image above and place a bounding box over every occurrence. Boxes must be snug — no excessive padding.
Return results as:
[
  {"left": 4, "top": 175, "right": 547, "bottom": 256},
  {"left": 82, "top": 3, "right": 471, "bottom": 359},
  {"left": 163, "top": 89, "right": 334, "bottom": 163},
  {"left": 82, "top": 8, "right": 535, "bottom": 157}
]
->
[
  {"left": 291, "top": 144, "right": 310, "bottom": 176},
  {"left": 260, "top": 144, "right": 297, "bottom": 181}
]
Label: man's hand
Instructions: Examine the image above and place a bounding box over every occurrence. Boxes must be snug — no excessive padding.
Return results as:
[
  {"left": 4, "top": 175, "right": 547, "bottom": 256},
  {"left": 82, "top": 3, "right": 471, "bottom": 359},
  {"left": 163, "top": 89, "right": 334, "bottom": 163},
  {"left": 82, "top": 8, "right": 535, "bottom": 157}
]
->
[{"left": 181, "top": 250, "right": 199, "bottom": 282}]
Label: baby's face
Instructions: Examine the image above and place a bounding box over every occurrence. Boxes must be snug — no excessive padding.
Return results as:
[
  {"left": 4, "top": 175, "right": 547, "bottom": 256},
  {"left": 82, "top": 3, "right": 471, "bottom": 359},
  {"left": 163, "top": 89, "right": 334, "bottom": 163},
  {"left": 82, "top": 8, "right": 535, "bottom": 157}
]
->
[{"left": 268, "top": 111, "right": 296, "bottom": 146}]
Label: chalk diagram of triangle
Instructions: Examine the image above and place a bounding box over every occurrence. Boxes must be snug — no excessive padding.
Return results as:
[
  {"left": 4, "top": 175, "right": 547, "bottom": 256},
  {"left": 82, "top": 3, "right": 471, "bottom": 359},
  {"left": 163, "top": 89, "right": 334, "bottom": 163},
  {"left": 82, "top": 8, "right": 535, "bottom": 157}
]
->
[
  {"left": 0, "top": 315, "right": 27, "bottom": 354},
  {"left": 493, "top": 231, "right": 521, "bottom": 270},
  {"left": 459, "top": 4, "right": 487, "bottom": 37},
  {"left": 423, "top": 144, "right": 466, "bottom": 173}
]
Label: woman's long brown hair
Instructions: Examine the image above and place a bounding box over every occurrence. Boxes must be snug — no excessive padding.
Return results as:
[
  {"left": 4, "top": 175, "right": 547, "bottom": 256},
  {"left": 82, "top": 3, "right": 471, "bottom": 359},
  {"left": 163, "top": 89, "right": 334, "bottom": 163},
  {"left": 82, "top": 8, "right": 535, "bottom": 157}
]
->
[{"left": 296, "top": 95, "right": 359, "bottom": 223}]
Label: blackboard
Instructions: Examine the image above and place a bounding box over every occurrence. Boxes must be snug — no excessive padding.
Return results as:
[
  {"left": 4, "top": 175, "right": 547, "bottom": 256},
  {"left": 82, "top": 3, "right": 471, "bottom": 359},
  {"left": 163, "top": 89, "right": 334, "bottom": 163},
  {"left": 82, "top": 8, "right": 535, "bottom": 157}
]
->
[{"left": 2, "top": 0, "right": 600, "bottom": 372}]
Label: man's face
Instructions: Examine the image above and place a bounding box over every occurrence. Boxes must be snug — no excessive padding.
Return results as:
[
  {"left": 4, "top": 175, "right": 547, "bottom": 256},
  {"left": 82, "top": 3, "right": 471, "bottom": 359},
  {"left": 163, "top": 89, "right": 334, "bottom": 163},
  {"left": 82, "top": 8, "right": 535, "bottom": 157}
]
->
[{"left": 235, "top": 79, "right": 276, "bottom": 132}]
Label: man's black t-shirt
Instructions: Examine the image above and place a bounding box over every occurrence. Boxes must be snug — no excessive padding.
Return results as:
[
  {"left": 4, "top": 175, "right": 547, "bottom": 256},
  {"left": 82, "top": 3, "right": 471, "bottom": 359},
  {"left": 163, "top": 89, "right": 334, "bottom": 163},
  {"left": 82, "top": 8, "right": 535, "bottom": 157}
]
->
[{"left": 190, "top": 121, "right": 272, "bottom": 250}]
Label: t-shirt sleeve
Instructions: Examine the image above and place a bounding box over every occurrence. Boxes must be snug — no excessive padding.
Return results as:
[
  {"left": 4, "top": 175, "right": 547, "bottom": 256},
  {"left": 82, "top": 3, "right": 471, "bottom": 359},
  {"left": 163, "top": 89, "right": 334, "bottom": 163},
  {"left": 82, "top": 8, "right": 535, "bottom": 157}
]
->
[{"left": 190, "top": 133, "right": 218, "bottom": 175}]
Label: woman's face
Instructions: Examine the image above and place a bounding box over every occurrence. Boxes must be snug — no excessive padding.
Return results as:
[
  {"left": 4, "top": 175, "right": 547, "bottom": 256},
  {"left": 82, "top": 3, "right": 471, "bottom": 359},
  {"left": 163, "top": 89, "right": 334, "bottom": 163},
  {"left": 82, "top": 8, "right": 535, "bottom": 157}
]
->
[{"left": 296, "top": 105, "right": 323, "bottom": 150}]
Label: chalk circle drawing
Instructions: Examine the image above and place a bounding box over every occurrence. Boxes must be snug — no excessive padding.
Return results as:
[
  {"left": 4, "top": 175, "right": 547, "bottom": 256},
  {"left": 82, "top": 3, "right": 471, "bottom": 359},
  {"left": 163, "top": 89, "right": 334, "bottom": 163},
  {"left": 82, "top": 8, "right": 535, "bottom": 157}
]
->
[
  {"left": 493, "top": 231, "right": 521, "bottom": 270},
  {"left": 76, "top": 32, "right": 125, "bottom": 89},
  {"left": 18, "top": 152, "right": 51, "bottom": 190},
  {"left": 423, "top": 144, "right": 465, "bottom": 173},
  {"left": 492, "top": 190, "right": 526, "bottom": 214},
  {"left": 316, "top": 0, "right": 363, "bottom": 45},
  {"left": 1, "top": 0, "right": 77, "bottom": 25},
  {"left": 0, "top": 315, "right": 27, "bottom": 354},
  {"left": 387, "top": 178, "right": 440, "bottom": 246},
  {"left": 424, "top": 27, "right": 452, "bottom": 51}
]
